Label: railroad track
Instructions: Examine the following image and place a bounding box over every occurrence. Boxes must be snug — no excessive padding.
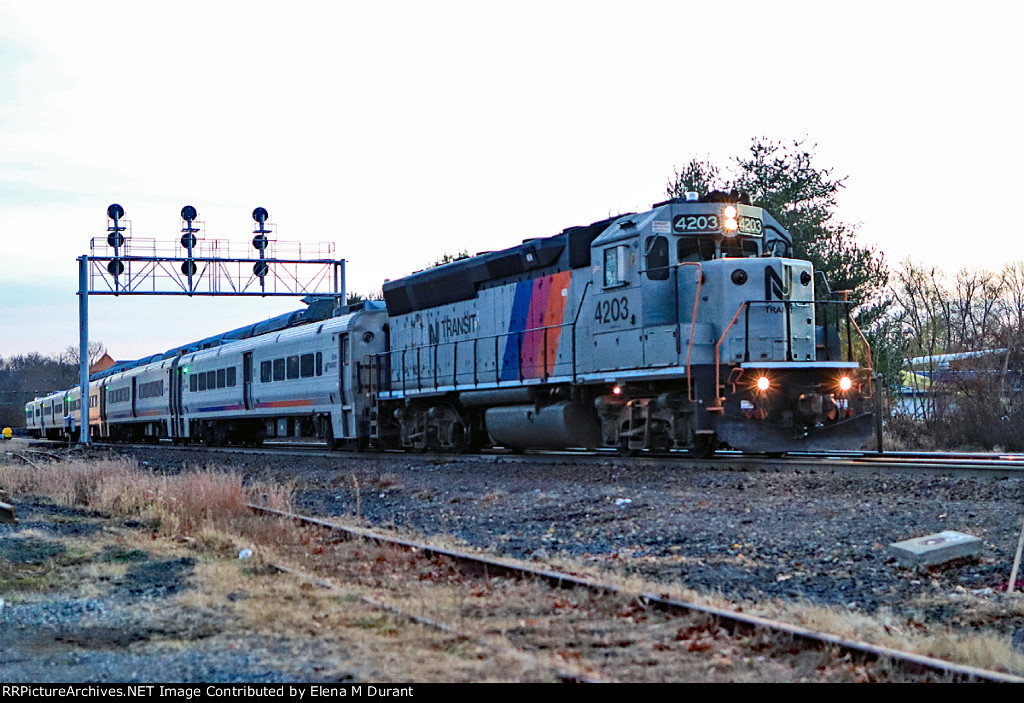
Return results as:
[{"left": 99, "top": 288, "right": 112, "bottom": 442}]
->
[
  {"left": 249, "top": 503, "right": 1024, "bottom": 683},
  {"left": 29, "top": 438, "right": 1024, "bottom": 478}
]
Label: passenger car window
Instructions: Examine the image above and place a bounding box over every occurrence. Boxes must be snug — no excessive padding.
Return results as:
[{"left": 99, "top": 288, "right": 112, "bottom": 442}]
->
[
  {"left": 227, "top": 367, "right": 236, "bottom": 387},
  {"left": 300, "top": 353, "right": 314, "bottom": 378},
  {"left": 217, "top": 369, "right": 226, "bottom": 389},
  {"left": 273, "top": 358, "right": 286, "bottom": 381},
  {"left": 287, "top": 356, "right": 299, "bottom": 380},
  {"left": 261, "top": 361, "right": 272, "bottom": 383}
]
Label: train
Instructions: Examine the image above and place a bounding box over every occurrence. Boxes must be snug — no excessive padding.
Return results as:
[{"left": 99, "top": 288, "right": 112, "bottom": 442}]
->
[{"left": 27, "top": 191, "right": 874, "bottom": 456}]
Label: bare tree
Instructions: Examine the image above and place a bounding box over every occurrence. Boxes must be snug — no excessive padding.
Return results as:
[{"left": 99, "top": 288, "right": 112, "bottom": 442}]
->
[{"left": 60, "top": 342, "right": 108, "bottom": 367}]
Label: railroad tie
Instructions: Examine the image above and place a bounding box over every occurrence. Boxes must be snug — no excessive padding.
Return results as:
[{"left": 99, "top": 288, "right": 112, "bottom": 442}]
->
[{"left": 0, "top": 496, "right": 15, "bottom": 524}]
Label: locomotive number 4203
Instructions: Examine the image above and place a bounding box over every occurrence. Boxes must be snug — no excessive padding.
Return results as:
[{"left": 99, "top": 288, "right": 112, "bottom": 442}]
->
[{"left": 595, "top": 296, "right": 631, "bottom": 324}]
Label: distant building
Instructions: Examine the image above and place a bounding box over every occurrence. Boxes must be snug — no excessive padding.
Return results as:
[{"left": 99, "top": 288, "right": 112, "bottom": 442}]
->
[{"left": 89, "top": 353, "right": 116, "bottom": 375}]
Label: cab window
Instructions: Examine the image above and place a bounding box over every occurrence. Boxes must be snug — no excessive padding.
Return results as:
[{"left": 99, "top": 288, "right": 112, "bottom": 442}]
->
[
  {"left": 677, "top": 236, "right": 716, "bottom": 262},
  {"left": 603, "top": 245, "right": 629, "bottom": 287},
  {"left": 644, "top": 236, "right": 669, "bottom": 280}
]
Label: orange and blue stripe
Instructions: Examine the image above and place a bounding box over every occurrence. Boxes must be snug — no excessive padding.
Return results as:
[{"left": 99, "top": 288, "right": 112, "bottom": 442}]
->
[{"left": 500, "top": 271, "right": 572, "bottom": 380}]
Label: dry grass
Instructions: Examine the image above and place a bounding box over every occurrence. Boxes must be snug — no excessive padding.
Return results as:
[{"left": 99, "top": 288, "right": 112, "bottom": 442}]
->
[
  {"left": 0, "top": 457, "right": 293, "bottom": 541},
  {"left": 756, "top": 600, "right": 1024, "bottom": 674}
]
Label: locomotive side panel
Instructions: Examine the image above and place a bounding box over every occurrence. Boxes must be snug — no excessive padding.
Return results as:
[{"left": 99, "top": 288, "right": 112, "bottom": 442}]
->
[{"left": 386, "top": 268, "right": 587, "bottom": 393}]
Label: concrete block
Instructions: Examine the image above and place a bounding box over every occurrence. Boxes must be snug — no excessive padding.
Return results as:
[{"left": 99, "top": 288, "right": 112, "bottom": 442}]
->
[{"left": 889, "top": 530, "right": 981, "bottom": 567}]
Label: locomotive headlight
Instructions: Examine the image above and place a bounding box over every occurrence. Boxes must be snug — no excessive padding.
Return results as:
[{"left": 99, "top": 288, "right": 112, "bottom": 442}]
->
[
  {"left": 723, "top": 205, "right": 739, "bottom": 234},
  {"left": 839, "top": 376, "right": 853, "bottom": 392},
  {"left": 756, "top": 376, "right": 770, "bottom": 392}
]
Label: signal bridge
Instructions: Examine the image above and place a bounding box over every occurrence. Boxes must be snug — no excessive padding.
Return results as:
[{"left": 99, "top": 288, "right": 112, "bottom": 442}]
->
[{"left": 75, "top": 204, "right": 346, "bottom": 444}]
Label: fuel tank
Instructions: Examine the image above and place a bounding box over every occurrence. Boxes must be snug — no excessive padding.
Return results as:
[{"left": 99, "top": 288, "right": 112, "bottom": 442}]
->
[{"left": 485, "top": 402, "right": 600, "bottom": 450}]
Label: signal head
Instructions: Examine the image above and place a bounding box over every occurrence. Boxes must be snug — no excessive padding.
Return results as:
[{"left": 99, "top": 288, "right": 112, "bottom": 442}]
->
[
  {"left": 181, "top": 205, "right": 198, "bottom": 221},
  {"left": 252, "top": 207, "right": 269, "bottom": 223},
  {"left": 107, "top": 203, "right": 125, "bottom": 220}
]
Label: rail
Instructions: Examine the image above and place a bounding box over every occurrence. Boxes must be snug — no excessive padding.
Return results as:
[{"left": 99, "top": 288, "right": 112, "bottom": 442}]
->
[{"left": 249, "top": 503, "right": 1024, "bottom": 683}]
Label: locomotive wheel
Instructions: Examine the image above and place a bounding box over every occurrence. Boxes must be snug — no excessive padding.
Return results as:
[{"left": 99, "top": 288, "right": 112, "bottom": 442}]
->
[
  {"left": 407, "top": 433, "right": 428, "bottom": 453},
  {"left": 618, "top": 437, "right": 638, "bottom": 457},
  {"left": 447, "top": 419, "right": 471, "bottom": 454},
  {"left": 689, "top": 434, "right": 718, "bottom": 459}
]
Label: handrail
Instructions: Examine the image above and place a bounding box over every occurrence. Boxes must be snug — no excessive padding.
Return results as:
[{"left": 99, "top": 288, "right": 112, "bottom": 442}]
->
[
  {"left": 379, "top": 320, "right": 578, "bottom": 394},
  {"left": 711, "top": 301, "right": 749, "bottom": 411},
  {"left": 713, "top": 297, "right": 871, "bottom": 409},
  {"left": 848, "top": 315, "right": 874, "bottom": 398},
  {"left": 571, "top": 281, "right": 593, "bottom": 384},
  {"left": 679, "top": 263, "right": 702, "bottom": 402}
]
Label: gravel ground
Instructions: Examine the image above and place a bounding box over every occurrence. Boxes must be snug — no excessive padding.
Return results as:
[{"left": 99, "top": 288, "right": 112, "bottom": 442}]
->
[
  {"left": 9, "top": 439, "right": 1024, "bottom": 677},
  {"left": 0, "top": 498, "right": 346, "bottom": 683},
  {"left": 110, "top": 445, "right": 1024, "bottom": 641}
]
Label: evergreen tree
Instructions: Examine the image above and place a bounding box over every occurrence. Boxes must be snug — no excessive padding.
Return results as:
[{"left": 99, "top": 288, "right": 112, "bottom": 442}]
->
[{"left": 667, "top": 138, "right": 887, "bottom": 306}]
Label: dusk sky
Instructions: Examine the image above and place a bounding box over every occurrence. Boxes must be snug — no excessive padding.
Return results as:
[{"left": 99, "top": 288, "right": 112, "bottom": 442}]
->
[{"left": 2, "top": 1, "right": 1021, "bottom": 362}]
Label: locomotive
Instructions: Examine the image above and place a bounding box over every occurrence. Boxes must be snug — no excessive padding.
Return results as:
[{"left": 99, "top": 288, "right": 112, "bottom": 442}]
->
[{"left": 27, "top": 191, "right": 874, "bottom": 456}]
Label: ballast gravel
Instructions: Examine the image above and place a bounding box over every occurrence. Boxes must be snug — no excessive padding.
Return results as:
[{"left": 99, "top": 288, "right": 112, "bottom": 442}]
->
[
  {"left": 121, "top": 447, "right": 1024, "bottom": 634},
  {"left": 7, "top": 442, "right": 1024, "bottom": 681}
]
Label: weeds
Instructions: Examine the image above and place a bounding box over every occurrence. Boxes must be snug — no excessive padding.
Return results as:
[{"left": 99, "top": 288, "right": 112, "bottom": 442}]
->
[{"left": 0, "top": 457, "right": 294, "bottom": 541}]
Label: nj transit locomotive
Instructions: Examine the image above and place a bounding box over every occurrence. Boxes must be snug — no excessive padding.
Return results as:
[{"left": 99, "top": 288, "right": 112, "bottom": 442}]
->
[{"left": 27, "top": 192, "right": 874, "bottom": 455}]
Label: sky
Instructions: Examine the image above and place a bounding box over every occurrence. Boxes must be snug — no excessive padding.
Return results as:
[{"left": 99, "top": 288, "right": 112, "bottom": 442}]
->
[{"left": 2, "top": 1, "right": 1022, "bottom": 361}]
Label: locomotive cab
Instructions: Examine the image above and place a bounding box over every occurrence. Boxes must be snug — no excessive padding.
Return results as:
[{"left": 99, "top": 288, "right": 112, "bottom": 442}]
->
[{"left": 590, "top": 191, "right": 873, "bottom": 454}]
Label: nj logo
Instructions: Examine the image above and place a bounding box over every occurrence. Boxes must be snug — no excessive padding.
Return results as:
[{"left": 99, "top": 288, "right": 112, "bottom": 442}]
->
[{"left": 764, "top": 266, "right": 789, "bottom": 301}]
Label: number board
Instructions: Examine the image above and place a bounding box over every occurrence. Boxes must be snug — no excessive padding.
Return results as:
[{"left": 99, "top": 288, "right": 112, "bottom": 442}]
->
[
  {"left": 737, "top": 216, "right": 763, "bottom": 236},
  {"left": 673, "top": 213, "right": 764, "bottom": 236},
  {"left": 672, "top": 214, "right": 719, "bottom": 233}
]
